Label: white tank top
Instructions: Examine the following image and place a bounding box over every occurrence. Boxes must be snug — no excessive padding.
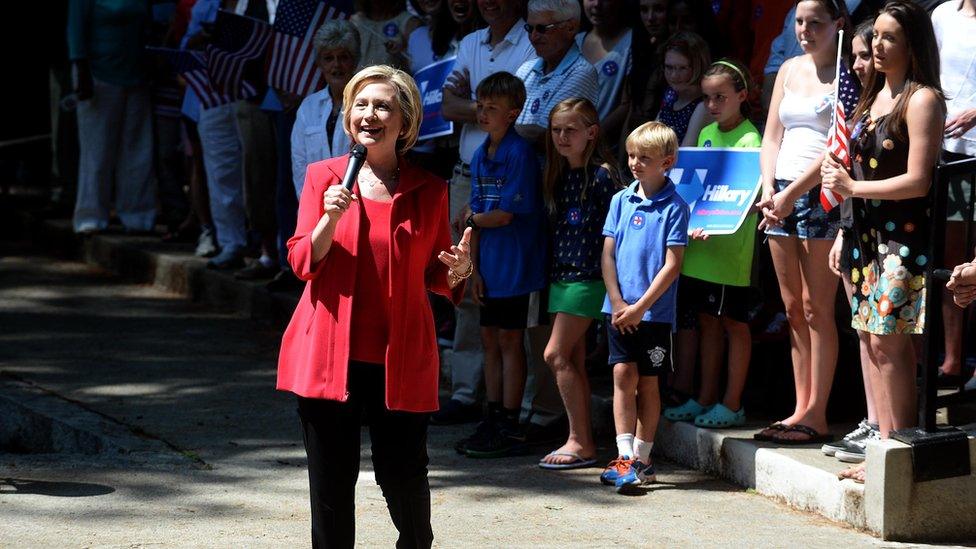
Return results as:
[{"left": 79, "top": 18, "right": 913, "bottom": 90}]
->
[{"left": 774, "top": 63, "right": 833, "bottom": 181}]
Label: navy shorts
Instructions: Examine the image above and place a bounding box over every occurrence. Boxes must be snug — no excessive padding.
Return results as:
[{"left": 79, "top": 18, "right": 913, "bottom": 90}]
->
[
  {"left": 606, "top": 319, "right": 674, "bottom": 376},
  {"left": 480, "top": 291, "right": 547, "bottom": 329},
  {"left": 682, "top": 277, "right": 753, "bottom": 323},
  {"left": 764, "top": 179, "right": 840, "bottom": 240}
]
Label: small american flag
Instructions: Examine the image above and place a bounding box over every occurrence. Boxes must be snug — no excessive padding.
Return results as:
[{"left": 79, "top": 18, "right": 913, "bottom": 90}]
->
[
  {"left": 268, "top": 0, "right": 352, "bottom": 97},
  {"left": 820, "top": 57, "right": 860, "bottom": 212},
  {"left": 149, "top": 47, "right": 233, "bottom": 109},
  {"left": 206, "top": 11, "right": 272, "bottom": 100}
]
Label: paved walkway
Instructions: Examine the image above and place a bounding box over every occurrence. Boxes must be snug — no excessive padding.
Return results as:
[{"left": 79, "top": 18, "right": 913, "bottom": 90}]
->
[{"left": 0, "top": 246, "right": 901, "bottom": 547}]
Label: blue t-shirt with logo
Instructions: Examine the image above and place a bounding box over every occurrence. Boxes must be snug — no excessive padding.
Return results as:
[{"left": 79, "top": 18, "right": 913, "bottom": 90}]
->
[
  {"left": 470, "top": 128, "right": 547, "bottom": 298},
  {"left": 601, "top": 179, "right": 689, "bottom": 326}
]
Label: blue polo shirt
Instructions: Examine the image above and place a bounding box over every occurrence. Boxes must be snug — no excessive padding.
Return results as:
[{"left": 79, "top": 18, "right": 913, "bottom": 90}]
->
[
  {"left": 470, "top": 128, "right": 547, "bottom": 298},
  {"left": 601, "top": 179, "right": 689, "bottom": 326}
]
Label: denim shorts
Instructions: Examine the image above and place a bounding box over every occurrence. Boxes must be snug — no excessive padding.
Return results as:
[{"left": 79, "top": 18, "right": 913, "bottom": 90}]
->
[{"left": 764, "top": 179, "right": 840, "bottom": 240}]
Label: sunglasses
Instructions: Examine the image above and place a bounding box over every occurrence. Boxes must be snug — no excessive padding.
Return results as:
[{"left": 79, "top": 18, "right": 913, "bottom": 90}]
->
[{"left": 524, "top": 19, "right": 571, "bottom": 34}]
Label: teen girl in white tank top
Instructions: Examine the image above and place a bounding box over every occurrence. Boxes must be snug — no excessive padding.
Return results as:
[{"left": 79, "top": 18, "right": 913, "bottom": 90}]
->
[{"left": 775, "top": 62, "right": 833, "bottom": 181}]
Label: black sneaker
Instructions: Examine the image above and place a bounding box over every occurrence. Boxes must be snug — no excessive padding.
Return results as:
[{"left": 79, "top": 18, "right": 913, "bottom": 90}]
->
[
  {"left": 431, "top": 399, "right": 482, "bottom": 425},
  {"left": 464, "top": 423, "right": 529, "bottom": 458},
  {"left": 455, "top": 418, "right": 495, "bottom": 455},
  {"left": 235, "top": 260, "right": 279, "bottom": 280},
  {"left": 266, "top": 269, "right": 305, "bottom": 292}
]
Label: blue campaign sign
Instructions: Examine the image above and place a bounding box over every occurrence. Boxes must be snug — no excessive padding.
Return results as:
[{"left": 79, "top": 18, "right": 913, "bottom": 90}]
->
[
  {"left": 414, "top": 57, "right": 456, "bottom": 141},
  {"left": 668, "top": 147, "right": 762, "bottom": 236}
]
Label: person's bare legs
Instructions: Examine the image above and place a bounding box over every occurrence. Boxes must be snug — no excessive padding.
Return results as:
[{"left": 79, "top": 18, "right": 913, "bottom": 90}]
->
[
  {"left": 721, "top": 316, "right": 752, "bottom": 412},
  {"left": 940, "top": 221, "right": 967, "bottom": 376},
  {"left": 481, "top": 327, "right": 503, "bottom": 404},
  {"left": 612, "top": 362, "right": 639, "bottom": 445},
  {"left": 498, "top": 329, "right": 528, "bottom": 411},
  {"left": 768, "top": 236, "right": 812, "bottom": 426},
  {"left": 696, "top": 314, "right": 723, "bottom": 406},
  {"left": 777, "top": 239, "right": 838, "bottom": 440},
  {"left": 636, "top": 376, "right": 661, "bottom": 447},
  {"left": 841, "top": 274, "right": 878, "bottom": 424},
  {"left": 870, "top": 333, "right": 917, "bottom": 437},
  {"left": 671, "top": 328, "right": 698, "bottom": 398},
  {"left": 541, "top": 313, "right": 596, "bottom": 465}
]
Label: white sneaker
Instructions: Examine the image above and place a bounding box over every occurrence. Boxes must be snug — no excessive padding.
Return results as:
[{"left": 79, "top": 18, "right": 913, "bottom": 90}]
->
[
  {"left": 821, "top": 419, "right": 872, "bottom": 456},
  {"left": 195, "top": 226, "right": 218, "bottom": 257}
]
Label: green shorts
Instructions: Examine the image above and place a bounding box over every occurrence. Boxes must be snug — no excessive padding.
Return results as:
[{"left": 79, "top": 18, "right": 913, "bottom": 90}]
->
[{"left": 548, "top": 280, "right": 606, "bottom": 320}]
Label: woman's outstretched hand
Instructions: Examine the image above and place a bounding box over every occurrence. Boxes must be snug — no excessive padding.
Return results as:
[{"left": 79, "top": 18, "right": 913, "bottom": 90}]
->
[{"left": 438, "top": 227, "right": 473, "bottom": 285}]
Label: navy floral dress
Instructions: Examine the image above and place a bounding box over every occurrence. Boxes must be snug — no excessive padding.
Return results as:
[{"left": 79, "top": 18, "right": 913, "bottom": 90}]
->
[{"left": 848, "top": 113, "right": 931, "bottom": 335}]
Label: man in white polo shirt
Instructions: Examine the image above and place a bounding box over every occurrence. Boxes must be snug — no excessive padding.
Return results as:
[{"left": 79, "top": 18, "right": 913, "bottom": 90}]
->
[
  {"left": 436, "top": 0, "right": 537, "bottom": 425},
  {"left": 515, "top": 0, "right": 598, "bottom": 144}
]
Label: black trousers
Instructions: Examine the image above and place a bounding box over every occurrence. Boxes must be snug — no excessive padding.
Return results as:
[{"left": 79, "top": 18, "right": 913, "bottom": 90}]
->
[{"left": 297, "top": 362, "right": 433, "bottom": 549}]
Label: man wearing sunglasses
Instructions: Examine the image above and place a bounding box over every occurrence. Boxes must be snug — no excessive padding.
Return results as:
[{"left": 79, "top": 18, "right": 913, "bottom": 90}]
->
[{"left": 514, "top": 0, "right": 598, "bottom": 144}]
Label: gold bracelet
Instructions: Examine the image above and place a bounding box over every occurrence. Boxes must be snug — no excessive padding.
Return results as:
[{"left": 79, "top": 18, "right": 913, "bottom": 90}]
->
[{"left": 449, "top": 261, "right": 473, "bottom": 282}]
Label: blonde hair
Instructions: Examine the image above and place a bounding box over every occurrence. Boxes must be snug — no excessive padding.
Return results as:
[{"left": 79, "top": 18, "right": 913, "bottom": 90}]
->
[
  {"left": 543, "top": 98, "right": 621, "bottom": 212},
  {"left": 625, "top": 121, "right": 679, "bottom": 159},
  {"left": 342, "top": 65, "right": 423, "bottom": 154}
]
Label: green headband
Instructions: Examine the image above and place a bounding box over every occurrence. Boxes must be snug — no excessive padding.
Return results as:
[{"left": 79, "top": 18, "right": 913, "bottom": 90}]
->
[{"left": 711, "top": 61, "right": 748, "bottom": 93}]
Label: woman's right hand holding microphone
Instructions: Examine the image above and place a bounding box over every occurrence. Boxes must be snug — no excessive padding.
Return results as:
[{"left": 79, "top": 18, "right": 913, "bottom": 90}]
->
[{"left": 323, "top": 184, "right": 357, "bottom": 221}]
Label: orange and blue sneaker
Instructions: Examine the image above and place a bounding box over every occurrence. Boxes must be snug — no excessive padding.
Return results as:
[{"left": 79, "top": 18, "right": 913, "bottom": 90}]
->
[
  {"left": 615, "top": 460, "right": 655, "bottom": 494},
  {"left": 600, "top": 456, "right": 634, "bottom": 486}
]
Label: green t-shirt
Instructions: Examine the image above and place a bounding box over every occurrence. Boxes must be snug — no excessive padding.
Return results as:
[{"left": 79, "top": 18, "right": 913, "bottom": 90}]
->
[{"left": 681, "top": 120, "right": 762, "bottom": 287}]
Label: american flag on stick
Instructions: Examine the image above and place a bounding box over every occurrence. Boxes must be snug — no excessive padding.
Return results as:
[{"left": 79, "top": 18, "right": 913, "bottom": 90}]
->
[
  {"left": 149, "top": 47, "right": 233, "bottom": 109},
  {"left": 821, "top": 30, "right": 860, "bottom": 213},
  {"left": 206, "top": 10, "right": 272, "bottom": 100},
  {"left": 268, "top": 0, "right": 353, "bottom": 97}
]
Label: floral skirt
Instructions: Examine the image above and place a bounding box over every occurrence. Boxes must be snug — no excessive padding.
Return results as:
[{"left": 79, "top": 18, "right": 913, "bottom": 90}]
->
[{"left": 849, "top": 222, "right": 928, "bottom": 335}]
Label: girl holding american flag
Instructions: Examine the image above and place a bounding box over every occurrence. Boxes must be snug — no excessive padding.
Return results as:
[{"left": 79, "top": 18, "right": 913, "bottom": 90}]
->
[{"left": 821, "top": 0, "right": 945, "bottom": 482}]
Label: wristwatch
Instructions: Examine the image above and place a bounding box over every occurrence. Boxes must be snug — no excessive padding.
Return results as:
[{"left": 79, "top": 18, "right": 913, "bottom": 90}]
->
[{"left": 465, "top": 213, "right": 479, "bottom": 230}]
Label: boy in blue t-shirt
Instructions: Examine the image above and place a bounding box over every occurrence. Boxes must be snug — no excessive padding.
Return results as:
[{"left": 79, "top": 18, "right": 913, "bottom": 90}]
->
[
  {"left": 600, "top": 121, "right": 689, "bottom": 493},
  {"left": 459, "top": 72, "right": 546, "bottom": 458}
]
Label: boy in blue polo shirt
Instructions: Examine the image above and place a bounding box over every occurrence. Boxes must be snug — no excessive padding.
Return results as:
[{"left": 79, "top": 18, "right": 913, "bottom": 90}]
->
[
  {"left": 600, "top": 121, "right": 688, "bottom": 493},
  {"left": 459, "top": 72, "right": 547, "bottom": 458}
]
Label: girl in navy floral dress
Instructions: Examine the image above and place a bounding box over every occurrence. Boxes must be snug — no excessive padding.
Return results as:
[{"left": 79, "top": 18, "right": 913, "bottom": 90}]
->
[{"left": 538, "top": 98, "right": 621, "bottom": 469}]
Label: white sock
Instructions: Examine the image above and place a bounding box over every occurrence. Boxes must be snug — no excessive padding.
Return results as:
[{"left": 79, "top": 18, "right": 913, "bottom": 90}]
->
[
  {"left": 634, "top": 438, "right": 653, "bottom": 463},
  {"left": 615, "top": 433, "right": 635, "bottom": 458}
]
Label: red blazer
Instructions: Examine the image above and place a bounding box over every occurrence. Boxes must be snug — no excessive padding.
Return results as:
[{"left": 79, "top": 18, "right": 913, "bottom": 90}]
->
[{"left": 277, "top": 154, "right": 464, "bottom": 412}]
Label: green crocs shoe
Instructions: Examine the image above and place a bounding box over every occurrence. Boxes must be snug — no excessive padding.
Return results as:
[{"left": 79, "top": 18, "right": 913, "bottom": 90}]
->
[
  {"left": 694, "top": 403, "right": 746, "bottom": 428},
  {"left": 664, "top": 399, "right": 709, "bottom": 422}
]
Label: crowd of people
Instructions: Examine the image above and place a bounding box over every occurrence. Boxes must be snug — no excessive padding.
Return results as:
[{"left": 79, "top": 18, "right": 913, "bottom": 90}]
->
[{"left": 64, "top": 0, "right": 976, "bottom": 512}]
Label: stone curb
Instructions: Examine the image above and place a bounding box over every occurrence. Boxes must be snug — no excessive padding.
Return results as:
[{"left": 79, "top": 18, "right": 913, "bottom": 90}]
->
[{"left": 0, "top": 375, "right": 199, "bottom": 468}]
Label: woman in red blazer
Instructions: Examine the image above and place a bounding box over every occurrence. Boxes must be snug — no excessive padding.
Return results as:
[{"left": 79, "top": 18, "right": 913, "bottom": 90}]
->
[{"left": 277, "top": 65, "right": 472, "bottom": 549}]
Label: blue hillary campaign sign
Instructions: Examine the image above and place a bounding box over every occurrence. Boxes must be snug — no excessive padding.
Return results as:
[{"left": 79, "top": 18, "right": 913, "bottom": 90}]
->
[
  {"left": 668, "top": 148, "right": 762, "bottom": 236},
  {"left": 414, "top": 57, "right": 456, "bottom": 141}
]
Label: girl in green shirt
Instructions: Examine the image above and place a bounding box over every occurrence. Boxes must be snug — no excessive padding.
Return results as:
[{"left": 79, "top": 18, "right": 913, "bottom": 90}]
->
[{"left": 664, "top": 59, "right": 761, "bottom": 428}]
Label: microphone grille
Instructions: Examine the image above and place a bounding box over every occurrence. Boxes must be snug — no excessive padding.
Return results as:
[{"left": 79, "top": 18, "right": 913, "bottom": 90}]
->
[{"left": 350, "top": 143, "right": 367, "bottom": 159}]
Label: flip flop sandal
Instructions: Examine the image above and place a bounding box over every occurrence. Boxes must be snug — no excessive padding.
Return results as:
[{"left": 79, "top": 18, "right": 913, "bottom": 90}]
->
[
  {"left": 753, "top": 422, "right": 789, "bottom": 441},
  {"left": 538, "top": 451, "right": 599, "bottom": 470},
  {"left": 664, "top": 399, "right": 709, "bottom": 422},
  {"left": 694, "top": 403, "right": 746, "bottom": 428},
  {"left": 771, "top": 424, "right": 834, "bottom": 445}
]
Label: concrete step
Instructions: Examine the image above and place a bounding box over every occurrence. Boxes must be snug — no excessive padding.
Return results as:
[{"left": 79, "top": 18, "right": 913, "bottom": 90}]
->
[{"left": 29, "top": 216, "right": 299, "bottom": 328}]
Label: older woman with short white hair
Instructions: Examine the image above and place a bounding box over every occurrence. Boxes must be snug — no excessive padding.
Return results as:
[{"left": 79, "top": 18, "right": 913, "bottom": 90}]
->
[{"left": 290, "top": 19, "right": 360, "bottom": 198}]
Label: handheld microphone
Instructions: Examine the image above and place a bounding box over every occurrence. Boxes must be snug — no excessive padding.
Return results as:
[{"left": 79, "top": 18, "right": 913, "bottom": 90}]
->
[{"left": 342, "top": 144, "right": 368, "bottom": 192}]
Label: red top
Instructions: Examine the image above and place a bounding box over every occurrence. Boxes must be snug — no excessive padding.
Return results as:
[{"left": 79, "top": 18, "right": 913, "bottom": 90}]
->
[
  {"left": 276, "top": 155, "right": 465, "bottom": 412},
  {"left": 349, "top": 196, "right": 392, "bottom": 364}
]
